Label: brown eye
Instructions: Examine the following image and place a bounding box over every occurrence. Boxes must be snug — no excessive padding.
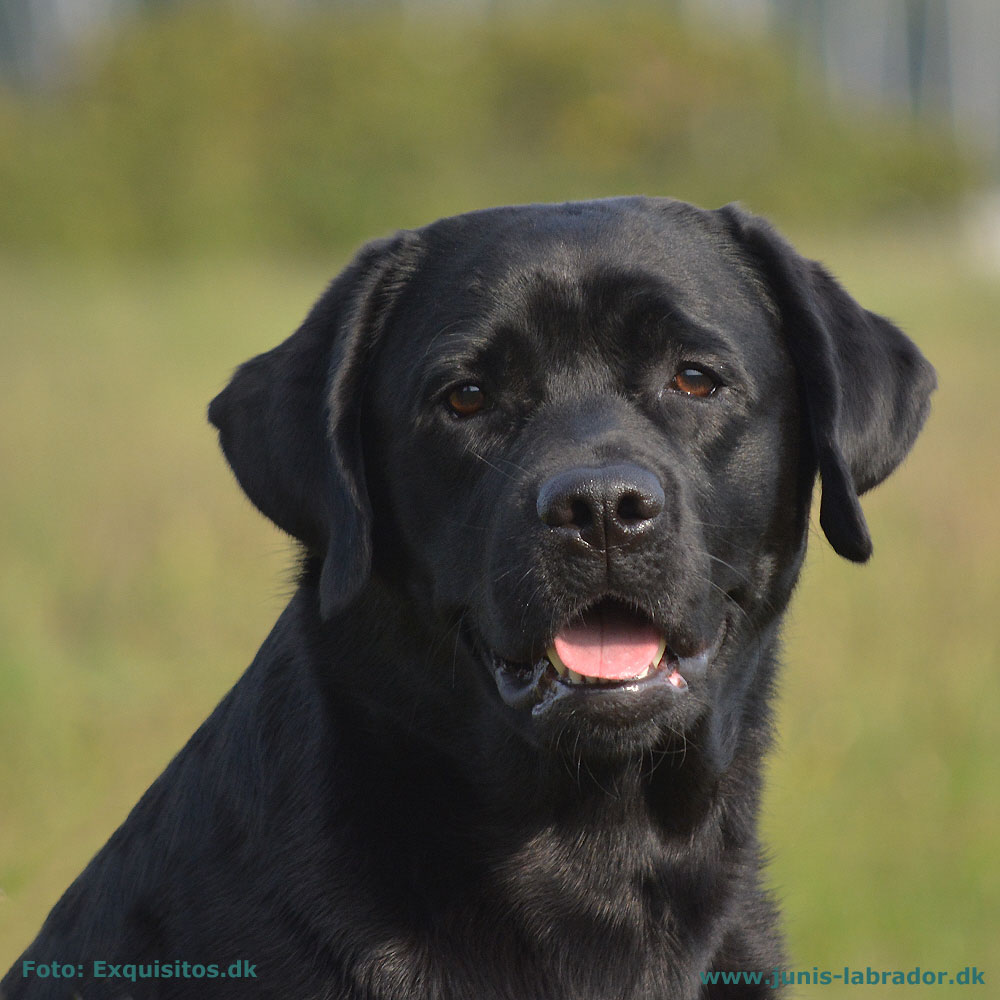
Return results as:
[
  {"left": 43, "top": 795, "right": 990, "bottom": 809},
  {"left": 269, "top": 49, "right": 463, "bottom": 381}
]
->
[
  {"left": 670, "top": 367, "right": 718, "bottom": 397},
  {"left": 447, "top": 384, "right": 487, "bottom": 417}
]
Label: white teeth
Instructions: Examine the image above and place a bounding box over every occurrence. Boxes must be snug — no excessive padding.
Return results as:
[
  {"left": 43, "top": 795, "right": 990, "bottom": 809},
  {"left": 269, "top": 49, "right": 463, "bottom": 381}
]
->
[
  {"left": 546, "top": 647, "right": 592, "bottom": 685},
  {"left": 547, "top": 645, "right": 671, "bottom": 686},
  {"left": 546, "top": 647, "right": 594, "bottom": 685},
  {"left": 653, "top": 635, "right": 667, "bottom": 667},
  {"left": 547, "top": 646, "right": 568, "bottom": 676}
]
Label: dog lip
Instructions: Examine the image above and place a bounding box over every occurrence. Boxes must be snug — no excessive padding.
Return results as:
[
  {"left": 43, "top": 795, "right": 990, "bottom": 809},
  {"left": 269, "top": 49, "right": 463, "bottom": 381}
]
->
[
  {"left": 671, "top": 620, "right": 726, "bottom": 683},
  {"left": 462, "top": 593, "right": 728, "bottom": 715},
  {"left": 476, "top": 611, "right": 727, "bottom": 712}
]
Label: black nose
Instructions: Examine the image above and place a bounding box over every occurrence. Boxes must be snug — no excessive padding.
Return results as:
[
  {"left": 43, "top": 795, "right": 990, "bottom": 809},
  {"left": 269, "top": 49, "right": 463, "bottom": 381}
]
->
[{"left": 536, "top": 463, "right": 665, "bottom": 550}]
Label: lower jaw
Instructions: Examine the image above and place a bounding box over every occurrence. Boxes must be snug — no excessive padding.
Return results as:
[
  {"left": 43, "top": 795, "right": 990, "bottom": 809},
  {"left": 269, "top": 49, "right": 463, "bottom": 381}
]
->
[
  {"left": 491, "top": 653, "right": 686, "bottom": 710},
  {"left": 549, "top": 658, "right": 688, "bottom": 689},
  {"left": 475, "top": 621, "right": 727, "bottom": 756},
  {"left": 482, "top": 656, "right": 701, "bottom": 760},
  {"left": 489, "top": 622, "right": 725, "bottom": 709}
]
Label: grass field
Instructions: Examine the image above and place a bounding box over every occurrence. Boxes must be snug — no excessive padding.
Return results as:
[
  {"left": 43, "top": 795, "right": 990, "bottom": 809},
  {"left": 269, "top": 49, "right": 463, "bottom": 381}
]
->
[{"left": 1, "top": 219, "right": 997, "bottom": 988}]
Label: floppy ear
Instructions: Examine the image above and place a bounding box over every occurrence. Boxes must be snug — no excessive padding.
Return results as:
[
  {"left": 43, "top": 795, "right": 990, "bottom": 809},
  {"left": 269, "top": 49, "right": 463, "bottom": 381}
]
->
[
  {"left": 208, "top": 232, "right": 420, "bottom": 617},
  {"left": 718, "top": 204, "right": 936, "bottom": 561}
]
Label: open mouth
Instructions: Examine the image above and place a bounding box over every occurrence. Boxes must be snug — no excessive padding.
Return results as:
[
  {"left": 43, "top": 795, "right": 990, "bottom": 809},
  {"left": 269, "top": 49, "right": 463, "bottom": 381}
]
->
[
  {"left": 479, "top": 597, "right": 721, "bottom": 715},
  {"left": 545, "top": 600, "right": 687, "bottom": 690}
]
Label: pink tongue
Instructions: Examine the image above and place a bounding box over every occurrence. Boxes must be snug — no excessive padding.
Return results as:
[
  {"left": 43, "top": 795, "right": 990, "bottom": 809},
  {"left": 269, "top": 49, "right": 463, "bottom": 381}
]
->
[{"left": 552, "top": 610, "right": 663, "bottom": 680}]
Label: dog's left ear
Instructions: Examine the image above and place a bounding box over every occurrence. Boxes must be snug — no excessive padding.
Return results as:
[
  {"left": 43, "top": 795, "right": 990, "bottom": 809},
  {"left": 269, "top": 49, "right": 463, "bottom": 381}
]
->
[
  {"left": 718, "top": 204, "right": 936, "bottom": 561},
  {"left": 208, "top": 231, "right": 420, "bottom": 617}
]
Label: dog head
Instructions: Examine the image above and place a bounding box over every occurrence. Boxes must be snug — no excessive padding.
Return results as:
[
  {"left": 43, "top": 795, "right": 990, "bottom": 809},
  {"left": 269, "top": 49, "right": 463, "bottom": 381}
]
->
[{"left": 209, "top": 198, "right": 934, "bottom": 764}]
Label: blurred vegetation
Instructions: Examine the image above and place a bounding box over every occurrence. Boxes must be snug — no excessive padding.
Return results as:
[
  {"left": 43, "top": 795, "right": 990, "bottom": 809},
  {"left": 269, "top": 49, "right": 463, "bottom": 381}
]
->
[
  {"left": 0, "top": 2, "right": 977, "bottom": 258},
  {"left": 1, "top": 0, "right": 996, "bottom": 986}
]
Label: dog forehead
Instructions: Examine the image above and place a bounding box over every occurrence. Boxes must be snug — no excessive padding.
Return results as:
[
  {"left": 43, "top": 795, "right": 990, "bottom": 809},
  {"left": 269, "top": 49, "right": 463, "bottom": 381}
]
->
[
  {"left": 414, "top": 197, "right": 742, "bottom": 291},
  {"left": 387, "top": 198, "right": 774, "bottom": 360}
]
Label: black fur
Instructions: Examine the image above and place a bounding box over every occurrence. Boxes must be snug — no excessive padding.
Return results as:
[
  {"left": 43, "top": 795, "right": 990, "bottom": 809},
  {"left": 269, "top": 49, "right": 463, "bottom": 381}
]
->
[{"left": 3, "top": 198, "right": 934, "bottom": 999}]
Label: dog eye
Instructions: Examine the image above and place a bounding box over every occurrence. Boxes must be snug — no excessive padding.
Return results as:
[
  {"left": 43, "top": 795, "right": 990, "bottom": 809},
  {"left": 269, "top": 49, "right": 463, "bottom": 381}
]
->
[
  {"left": 446, "top": 384, "right": 488, "bottom": 417},
  {"left": 669, "top": 367, "right": 718, "bottom": 398}
]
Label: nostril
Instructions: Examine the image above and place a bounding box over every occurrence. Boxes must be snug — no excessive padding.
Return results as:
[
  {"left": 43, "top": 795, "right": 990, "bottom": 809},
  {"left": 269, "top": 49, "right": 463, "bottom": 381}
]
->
[
  {"left": 538, "top": 472, "right": 598, "bottom": 531},
  {"left": 569, "top": 499, "right": 594, "bottom": 532},
  {"left": 616, "top": 492, "right": 643, "bottom": 525},
  {"left": 616, "top": 486, "right": 663, "bottom": 526}
]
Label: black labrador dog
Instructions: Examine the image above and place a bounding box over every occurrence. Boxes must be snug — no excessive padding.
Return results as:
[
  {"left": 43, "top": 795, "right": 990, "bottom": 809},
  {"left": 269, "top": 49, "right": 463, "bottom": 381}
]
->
[{"left": 3, "top": 198, "right": 934, "bottom": 999}]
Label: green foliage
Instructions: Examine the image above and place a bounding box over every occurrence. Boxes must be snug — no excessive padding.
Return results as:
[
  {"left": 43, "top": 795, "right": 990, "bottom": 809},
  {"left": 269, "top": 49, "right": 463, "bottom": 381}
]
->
[{"left": 0, "top": 3, "right": 974, "bottom": 257}]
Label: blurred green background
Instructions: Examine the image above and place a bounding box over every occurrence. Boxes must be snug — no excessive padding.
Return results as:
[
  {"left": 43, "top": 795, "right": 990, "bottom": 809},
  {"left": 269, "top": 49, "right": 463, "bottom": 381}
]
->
[{"left": 1, "top": 1, "right": 997, "bottom": 992}]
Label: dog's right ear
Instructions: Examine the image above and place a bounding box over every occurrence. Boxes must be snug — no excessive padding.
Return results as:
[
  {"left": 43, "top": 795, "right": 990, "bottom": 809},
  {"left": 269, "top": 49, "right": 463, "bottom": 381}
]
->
[
  {"left": 208, "top": 232, "right": 420, "bottom": 618},
  {"left": 718, "top": 204, "right": 935, "bottom": 563}
]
